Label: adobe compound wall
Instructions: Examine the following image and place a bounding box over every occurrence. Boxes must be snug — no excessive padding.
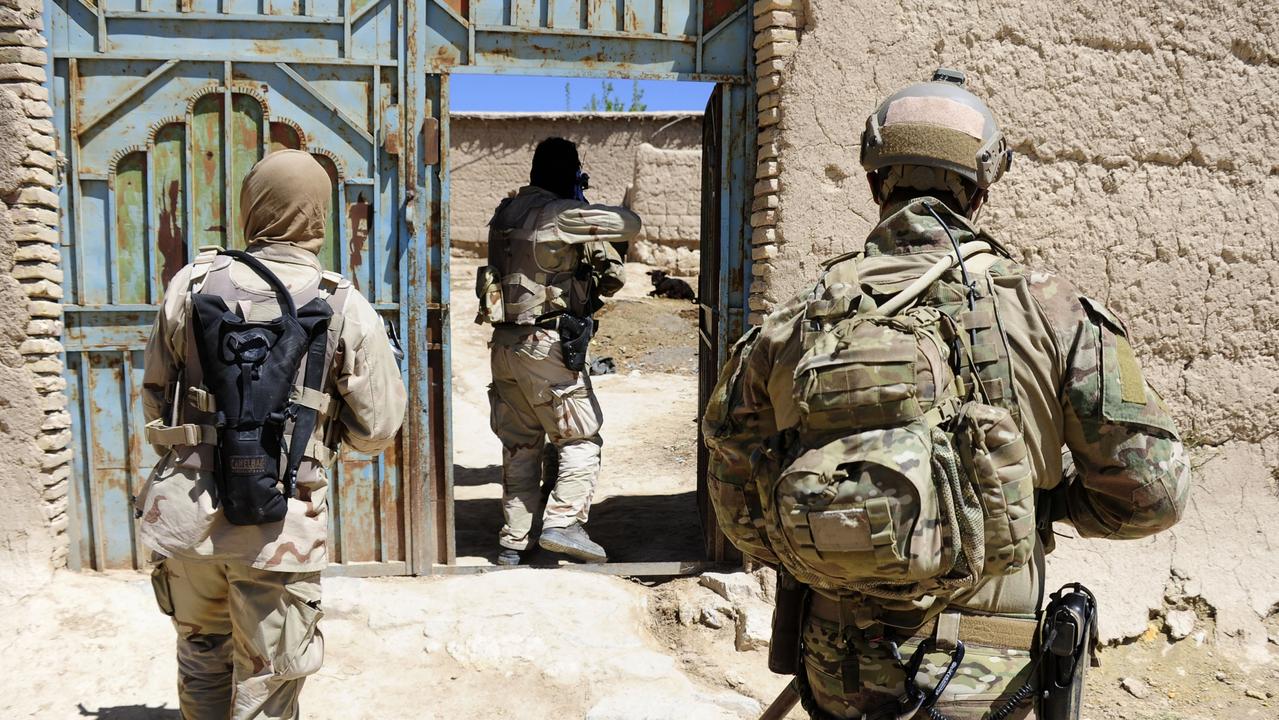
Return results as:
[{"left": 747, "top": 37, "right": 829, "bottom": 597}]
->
[
  {"left": 752, "top": 0, "right": 1279, "bottom": 656},
  {"left": 449, "top": 112, "right": 703, "bottom": 273},
  {"left": 0, "top": 0, "right": 69, "bottom": 580}
]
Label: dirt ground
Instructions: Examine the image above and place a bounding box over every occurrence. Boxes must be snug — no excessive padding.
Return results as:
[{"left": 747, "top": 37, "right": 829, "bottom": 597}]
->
[
  {"left": 9, "top": 568, "right": 1273, "bottom": 720},
  {"left": 3, "top": 257, "right": 1274, "bottom": 719}
]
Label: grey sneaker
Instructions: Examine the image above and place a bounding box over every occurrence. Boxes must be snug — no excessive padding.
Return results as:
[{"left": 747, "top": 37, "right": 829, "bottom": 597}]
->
[
  {"left": 496, "top": 549, "right": 522, "bottom": 566},
  {"left": 538, "top": 523, "right": 608, "bottom": 564}
]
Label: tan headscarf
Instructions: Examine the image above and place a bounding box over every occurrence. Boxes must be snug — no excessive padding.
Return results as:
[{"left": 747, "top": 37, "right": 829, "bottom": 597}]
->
[{"left": 239, "top": 149, "right": 332, "bottom": 255}]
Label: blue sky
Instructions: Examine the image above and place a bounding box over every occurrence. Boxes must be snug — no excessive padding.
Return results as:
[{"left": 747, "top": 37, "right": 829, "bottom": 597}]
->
[{"left": 450, "top": 74, "right": 715, "bottom": 112}]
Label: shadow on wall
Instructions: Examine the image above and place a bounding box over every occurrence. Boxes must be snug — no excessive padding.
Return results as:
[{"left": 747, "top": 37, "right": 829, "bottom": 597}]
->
[{"left": 78, "top": 704, "right": 180, "bottom": 719}]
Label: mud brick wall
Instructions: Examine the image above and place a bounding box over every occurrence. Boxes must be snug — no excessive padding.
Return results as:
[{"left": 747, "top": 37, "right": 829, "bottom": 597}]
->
[
  {"left": 629, "top": 143, "right": 702, "bottom": 249},
  {"left": 755, "top": 0, "right": 1279, "bottom": 653},
  {"left": 0, "top": 0, "right": 68, "bottom": 575},
  {"left": 448, "top": 112, "right": 702, "bottom": 255}
]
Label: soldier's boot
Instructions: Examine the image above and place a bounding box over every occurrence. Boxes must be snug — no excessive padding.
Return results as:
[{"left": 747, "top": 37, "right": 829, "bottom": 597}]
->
[
  {"left": 538, "top": 523, "right": 608, "bottom": 563},
  {"left": 496, "top": 548, "right": 522, "bottom": 566}
]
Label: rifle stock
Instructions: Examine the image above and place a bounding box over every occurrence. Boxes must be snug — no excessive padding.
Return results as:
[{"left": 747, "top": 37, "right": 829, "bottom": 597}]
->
[{"left": 759, "top": 680, "right": 801, "bottom": 720}]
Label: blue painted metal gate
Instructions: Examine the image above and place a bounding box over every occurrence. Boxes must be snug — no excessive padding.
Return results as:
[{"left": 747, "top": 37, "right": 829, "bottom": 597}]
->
[{"left": 49, "top": 0, "right": 754, "bottom": 574}]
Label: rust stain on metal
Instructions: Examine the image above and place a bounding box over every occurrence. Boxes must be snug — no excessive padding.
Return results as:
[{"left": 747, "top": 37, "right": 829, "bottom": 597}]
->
[
  {"left": 433, "top": 43, "right": 460, "bottom": 66},
  {"left": 340, "top": 456, "right": 378, "bottom": 562},
  {"left": 381, "top": 436, "right": 405, "bottom": 560},
  {"left": 422, "top": 117, "right": 439, "bottom": 166},
  {"left": 270, "top": 121, "right": 302, "bottom": 152},
  {"left": 347, "top": 192, "right": 369, "bottom": 288},
  {"left": 383, "top": 127, "right": 400, "bottom": 155},
  {"left": 232, "top": 95, "right": 262, "bottom": 154},
  {"left": 443, "top": 0, "right": 468, "bottom": 16},
  {"left": 703, "top": 0, "right": 745, "bottom": 31},
  {"left": 315, "top": 153, "right": 339, "bottom": 185},
  {"left": 158, "top": 179, "right": 185, "bottom": 285}
]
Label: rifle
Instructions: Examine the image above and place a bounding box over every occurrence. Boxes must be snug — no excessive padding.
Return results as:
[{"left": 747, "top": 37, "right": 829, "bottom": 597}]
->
[
  {"left": 758, "top": 567, "right": 806, "bottom": 720},
  {"left": 760, "top": 680, "right": 800, "bottom": 720},
  {"left": 557, "top": 170, "right": 603, "bottom": 372}
]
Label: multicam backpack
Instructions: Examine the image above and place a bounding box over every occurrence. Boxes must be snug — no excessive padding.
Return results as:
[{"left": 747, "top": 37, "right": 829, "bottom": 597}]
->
[{"left": 757, "top": 241, "right": 1037, "bottom": 600}]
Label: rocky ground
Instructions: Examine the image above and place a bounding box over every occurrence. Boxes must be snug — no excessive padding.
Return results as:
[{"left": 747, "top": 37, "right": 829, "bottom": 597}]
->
[
  {"left": 3, "top": 258, "right": 1274, "bottom": 718},
  {"left": 4, "top": 566, "right": 1274, "bottom": 719}
]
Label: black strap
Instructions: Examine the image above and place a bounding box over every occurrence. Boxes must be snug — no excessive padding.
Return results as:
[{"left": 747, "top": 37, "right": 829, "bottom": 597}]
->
[
  {"left": 282, "top": 325, "right": 329, "bottom": 497},
  {"left": 219, "top": 249, "right": 298, "bottom": 319}
]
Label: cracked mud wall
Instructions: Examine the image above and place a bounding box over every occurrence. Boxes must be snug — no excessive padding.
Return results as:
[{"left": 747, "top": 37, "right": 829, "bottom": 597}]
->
[
  {"left": 448, "top": 112, "right": 702, "bottom": 254},
  {"left": 768, "top": 0, "right": 1279, "bottom": 655},
  {"left": 0, "top": 0, "right": 62, "bottom": 580}
]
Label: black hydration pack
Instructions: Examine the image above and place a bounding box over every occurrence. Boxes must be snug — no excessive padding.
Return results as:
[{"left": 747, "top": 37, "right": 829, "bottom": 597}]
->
[{"left": 189, "top": 250, "right": 333, "bottom": 526}]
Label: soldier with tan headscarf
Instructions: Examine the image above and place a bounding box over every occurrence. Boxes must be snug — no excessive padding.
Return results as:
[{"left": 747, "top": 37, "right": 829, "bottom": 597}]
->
[
  {"left": 136, "top": 149, "right": 406, "bottom": 719},
  {"left": 476, "top": 137, "right": 641, "bottom": 566}
]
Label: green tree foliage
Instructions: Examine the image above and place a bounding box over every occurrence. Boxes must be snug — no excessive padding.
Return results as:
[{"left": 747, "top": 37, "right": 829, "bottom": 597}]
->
[{"left": 585, "top": 80, "right": 647, "bottom": 112}]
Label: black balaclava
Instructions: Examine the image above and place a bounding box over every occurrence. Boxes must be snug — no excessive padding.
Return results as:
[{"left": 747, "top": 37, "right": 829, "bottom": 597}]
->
[{"left": 530, "top": 137, "right": 581, "bottom": 200}]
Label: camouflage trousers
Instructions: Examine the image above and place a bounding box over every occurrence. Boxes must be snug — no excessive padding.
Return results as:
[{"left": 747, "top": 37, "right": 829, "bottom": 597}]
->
[
  {"left": 801, "top": 605, "right": 1038, "bottom": 720},
  {"left": 489, "top": 327, "right": 604, "bottom": 551},
  {"left": 150, "top": 556, "right": 324, "bottom": 720}
]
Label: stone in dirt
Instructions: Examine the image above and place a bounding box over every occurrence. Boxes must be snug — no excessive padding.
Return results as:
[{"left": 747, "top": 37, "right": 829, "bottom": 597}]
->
[
  {"left": 753, "top": 566, "right": 777, "bottom": 604},
  {"left": 1120, "top": 677, "right": 1150, "bottom": 699},
  {"left": 698, "top": 592, "right": 734, "bottom": 630},
  {"left": 1164, "top": 609, "right": 1196, "bottom": 640},
  {"left": 735, "top": 601, "right": 772, "bottom": 652},
  {"left": 700, "top": 571, "right": 762, "bottom": 607}
]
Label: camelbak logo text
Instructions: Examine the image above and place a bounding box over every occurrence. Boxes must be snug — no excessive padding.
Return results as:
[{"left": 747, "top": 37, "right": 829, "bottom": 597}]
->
[{"left": 229, "top": 455, "right": 267, "bottom": 474}]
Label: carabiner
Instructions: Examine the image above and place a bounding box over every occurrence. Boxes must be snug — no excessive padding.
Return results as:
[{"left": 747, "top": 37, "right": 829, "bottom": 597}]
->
[{"left": 903, "top": 638, "right": 967, "bottom": 709}]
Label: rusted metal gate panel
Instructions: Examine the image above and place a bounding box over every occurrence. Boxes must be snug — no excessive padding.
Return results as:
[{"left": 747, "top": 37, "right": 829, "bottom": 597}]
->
[
  {"left": 696, "top": 82, "right": 752, "bottom": 562},
  {"left": 422, "top": 0, "right": 750, "bottom": 79},
  {"left": 50, "top": 0, "right": 753, "bottom": 575},
  {"left": 50, "top": 0, "right": 416, "bottom": 575}
]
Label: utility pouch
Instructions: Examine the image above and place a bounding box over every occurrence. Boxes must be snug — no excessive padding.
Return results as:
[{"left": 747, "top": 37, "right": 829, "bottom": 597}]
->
[
  {"left": 1040, "top": 583, "right": 1099, "bottom": 720},
  {"left": 474, "top": 265, "right": 505, "bottom": 325},
  {"left": 768, "top": 567, "right": 806, "bottom": 675},
  {"left": 557, "top": 314, "right": 594, "bottom": 373},
  {"left": 150, "top": 561, "right": 175, "bottom": 617}
]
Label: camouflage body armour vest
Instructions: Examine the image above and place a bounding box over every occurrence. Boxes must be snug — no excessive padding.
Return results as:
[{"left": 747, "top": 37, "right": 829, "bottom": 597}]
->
[
  {"left": 476, "top": 196, "right": 593, "bottom": 325},
  {"left": 145, "top": 248, "right": 352, "bottom": 521},
  {"left": 757, "top": 241, "right": 1037, "bottom": 603}
]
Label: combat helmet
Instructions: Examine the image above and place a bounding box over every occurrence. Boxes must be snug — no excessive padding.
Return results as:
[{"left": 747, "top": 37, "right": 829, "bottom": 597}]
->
[{"left": 860, "top": 68, "right": 1012, "bottom": 199}]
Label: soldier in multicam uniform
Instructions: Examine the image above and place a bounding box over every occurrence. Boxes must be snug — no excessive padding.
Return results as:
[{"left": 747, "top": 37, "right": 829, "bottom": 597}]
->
[
  {"left": 136, "top": 150, "right": 407, "bottom": 720},
  {"left": 704, "top": 71, "right": 1191, "bottom": 719},
  {"left": 476, "top": 137, "right": 641, "bottom": 565}
]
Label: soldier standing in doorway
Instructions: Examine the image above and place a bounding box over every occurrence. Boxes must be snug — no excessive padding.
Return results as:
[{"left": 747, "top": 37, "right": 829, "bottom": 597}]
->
[
  {"left": 476, "top": 137, "right": 641, "bottom": 565},
  {"left": 136, "top": 150, "right": 407, "bottom": 719},
  {"left": 704, "top": 71, "right": 1191, "bottom": 719}
]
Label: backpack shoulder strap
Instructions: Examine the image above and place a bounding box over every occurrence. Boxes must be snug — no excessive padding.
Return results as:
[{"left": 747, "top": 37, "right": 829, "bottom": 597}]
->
[
  {"left": 317, "top": 271, "right": 352, "bottom": 341},
  {"left": 188, "top": 245, "right": 223, "bottom": 293},
  {"left": 804, "top": 255, "right": 871, "bottom": 322},
  {"left": 318, "top": 269, "right": 346, "bottom": 295}
]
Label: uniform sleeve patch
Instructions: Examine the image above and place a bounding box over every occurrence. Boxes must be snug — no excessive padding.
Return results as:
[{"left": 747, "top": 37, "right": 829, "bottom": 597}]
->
[{"left": 1115, "top": 336, "right": 1148, "bottom": 405}]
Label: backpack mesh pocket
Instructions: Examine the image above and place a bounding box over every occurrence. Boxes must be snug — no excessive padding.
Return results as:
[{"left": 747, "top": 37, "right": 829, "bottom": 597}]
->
[{"left": 954, "top": 402, "right": 1036, "bottom": 576}]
